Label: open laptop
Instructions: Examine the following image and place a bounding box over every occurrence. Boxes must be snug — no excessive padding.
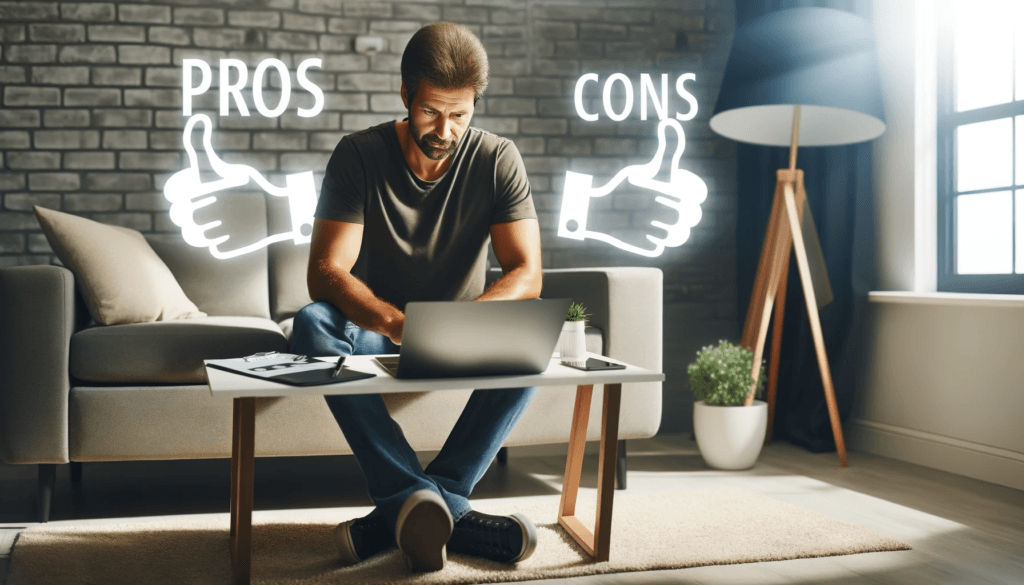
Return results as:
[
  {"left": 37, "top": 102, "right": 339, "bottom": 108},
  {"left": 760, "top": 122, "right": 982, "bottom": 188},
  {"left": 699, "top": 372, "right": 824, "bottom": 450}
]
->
[{"left": 374, "top": 298, "right": 572, "bottom": 379}]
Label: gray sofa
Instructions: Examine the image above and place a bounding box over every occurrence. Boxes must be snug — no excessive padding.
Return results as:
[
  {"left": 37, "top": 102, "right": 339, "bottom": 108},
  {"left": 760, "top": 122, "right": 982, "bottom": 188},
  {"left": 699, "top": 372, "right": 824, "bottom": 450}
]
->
[{"left": 0, "top": 194, "right": 663, "bottom": 522}]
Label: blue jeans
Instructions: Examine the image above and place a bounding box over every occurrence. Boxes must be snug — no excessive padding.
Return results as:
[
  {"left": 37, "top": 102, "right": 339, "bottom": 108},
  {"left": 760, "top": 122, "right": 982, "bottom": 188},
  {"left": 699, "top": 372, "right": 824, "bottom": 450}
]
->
[{"left": 291, "top": 301, "right": 538, "bottom": 531}]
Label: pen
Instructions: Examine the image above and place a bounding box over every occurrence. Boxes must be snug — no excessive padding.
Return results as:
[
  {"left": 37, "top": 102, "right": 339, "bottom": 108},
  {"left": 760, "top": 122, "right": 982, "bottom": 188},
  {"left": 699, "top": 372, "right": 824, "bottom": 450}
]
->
[{"left": 332, "top": 356, "right": 347, "bottom": 378}]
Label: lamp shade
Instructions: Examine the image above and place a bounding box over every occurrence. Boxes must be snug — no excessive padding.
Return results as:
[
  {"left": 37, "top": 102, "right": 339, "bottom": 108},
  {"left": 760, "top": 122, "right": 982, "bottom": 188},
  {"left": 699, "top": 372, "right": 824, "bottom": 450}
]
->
[{"left": 710, "top": 7, "right": 886, "bottom": 147}]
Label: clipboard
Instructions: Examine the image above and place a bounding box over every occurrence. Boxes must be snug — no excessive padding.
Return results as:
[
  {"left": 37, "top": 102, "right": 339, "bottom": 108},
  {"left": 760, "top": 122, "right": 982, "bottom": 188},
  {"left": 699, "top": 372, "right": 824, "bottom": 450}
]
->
[{"left": 205, "top": 352, "right": 376, "bottom": 387}]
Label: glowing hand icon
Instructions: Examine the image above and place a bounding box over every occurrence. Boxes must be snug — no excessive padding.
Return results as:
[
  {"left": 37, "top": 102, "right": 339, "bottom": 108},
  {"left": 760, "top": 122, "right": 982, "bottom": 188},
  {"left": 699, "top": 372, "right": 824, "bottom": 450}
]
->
[
  {"left": 162, "top": 114, "right": 317, "bottom": 259},
  {"left": 558, "top": 118, "right": 707, "bottom": 257}
]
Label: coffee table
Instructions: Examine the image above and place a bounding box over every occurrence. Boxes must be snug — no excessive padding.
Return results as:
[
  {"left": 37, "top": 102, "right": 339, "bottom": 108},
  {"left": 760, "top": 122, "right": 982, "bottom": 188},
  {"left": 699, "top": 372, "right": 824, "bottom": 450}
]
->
[{"left": 205, "top": 353, "right": 664, "bottom": 584}]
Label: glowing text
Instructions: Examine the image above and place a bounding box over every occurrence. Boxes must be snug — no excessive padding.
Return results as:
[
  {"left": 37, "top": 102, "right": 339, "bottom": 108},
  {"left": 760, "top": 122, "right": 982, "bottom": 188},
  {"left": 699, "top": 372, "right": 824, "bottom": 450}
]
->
[
  {"left": 574, "top": 73, "right": 698, "bottom": 122},
  {"left": 182, "top": 58, "right": 325, "bottom": 118}
]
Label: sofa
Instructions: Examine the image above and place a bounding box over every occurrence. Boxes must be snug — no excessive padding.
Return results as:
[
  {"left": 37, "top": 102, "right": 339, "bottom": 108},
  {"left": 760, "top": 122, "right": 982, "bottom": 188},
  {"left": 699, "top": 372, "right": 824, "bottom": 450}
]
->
[{"left": 0, "top": 193, "right": 663, "bottom": 522}]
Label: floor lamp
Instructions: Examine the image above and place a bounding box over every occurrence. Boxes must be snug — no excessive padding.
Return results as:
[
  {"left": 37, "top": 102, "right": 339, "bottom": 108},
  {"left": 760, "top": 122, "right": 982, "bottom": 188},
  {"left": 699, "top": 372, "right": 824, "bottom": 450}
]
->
[{"left": 709, "top": 8, "right": 887, "bottom": 467}]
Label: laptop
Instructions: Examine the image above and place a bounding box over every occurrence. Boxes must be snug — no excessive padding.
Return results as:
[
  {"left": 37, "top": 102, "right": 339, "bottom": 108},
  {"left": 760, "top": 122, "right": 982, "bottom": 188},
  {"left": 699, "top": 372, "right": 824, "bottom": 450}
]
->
[{"left": 374, "top": 298, "right": 572, "bottom": 379}]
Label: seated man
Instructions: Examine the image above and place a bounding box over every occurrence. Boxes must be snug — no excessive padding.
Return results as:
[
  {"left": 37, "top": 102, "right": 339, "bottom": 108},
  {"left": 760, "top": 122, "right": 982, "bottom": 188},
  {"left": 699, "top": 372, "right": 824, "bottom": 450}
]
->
[{"left": 292, "top": 22, "right": 543, "bottom": 572}]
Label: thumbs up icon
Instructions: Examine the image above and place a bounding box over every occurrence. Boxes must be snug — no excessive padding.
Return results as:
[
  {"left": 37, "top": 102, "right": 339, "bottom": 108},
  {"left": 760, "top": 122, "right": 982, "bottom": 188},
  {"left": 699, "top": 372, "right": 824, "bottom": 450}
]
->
[
  {"left": 162, "top": 114, "right": 317, "bottom": 259},
  {"left": 558, "top": 118, "right": 707, "bottom": 257}
]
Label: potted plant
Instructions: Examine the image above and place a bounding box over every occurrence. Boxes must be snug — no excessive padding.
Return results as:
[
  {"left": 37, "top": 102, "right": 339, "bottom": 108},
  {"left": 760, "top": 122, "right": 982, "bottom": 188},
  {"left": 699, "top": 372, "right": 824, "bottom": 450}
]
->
[
  {"left": 558, "top": 302, "right": 589, "bottom": 360},
  {"left": 687, "top": 340, "right": 768, "bottom": 470}
]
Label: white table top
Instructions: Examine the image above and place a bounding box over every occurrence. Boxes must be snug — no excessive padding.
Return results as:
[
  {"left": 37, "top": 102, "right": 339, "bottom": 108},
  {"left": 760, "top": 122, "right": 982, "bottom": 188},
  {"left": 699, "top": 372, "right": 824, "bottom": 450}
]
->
[{"left": 205, "top": 353, "right": 664, "bottom": 399}]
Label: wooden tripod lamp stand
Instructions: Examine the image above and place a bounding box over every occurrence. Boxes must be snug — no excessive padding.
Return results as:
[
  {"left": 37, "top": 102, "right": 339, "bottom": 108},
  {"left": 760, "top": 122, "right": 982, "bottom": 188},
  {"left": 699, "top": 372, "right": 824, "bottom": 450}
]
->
[
  {"left": 740, "top": 105, "right": 847, "bottom": 466},
  {"left": 708, "top": 7, "right": 888, "bottom": 468}
]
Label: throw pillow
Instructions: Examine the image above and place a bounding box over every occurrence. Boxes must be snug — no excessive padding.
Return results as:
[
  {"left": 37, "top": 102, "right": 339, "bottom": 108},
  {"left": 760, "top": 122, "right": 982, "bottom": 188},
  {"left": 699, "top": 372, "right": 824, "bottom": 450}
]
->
[{"left": 33, "top": 206, "right": 207, "bottom": 325}]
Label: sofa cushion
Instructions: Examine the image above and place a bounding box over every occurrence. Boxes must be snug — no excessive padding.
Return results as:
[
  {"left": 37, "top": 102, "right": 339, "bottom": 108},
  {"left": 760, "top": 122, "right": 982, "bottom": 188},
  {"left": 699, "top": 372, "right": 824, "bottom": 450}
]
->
[
  {"left": 267, "top": 194, "right": 313, "bottom": 322},
  {"left": 32, "top": 206, "right": 206, "bottom": 325},
  {"left": 279, "top": 317, "right": 295, "bottom": 343},
  {"left": 148, "top": 236, "right": 270, "bottom": 319},
  {"left": 70, "top": 317, "right": 288, "bottom": 384},
  {"left": 146, "top": 192, "right": 271, "bottom": 319}
]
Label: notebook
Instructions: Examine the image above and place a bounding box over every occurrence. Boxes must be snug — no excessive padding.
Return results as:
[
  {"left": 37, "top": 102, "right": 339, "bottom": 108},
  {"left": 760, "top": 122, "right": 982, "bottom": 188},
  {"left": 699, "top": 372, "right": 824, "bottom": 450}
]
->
[{"left": 205, "top": 352, "right": 375, "bottom": 386}]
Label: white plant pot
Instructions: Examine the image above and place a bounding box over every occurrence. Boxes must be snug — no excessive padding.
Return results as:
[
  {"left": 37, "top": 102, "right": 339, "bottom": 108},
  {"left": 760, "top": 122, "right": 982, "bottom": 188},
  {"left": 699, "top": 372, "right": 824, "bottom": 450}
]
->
[
  {"left": 693, "top": 400, "right": 768, "bottom": 470},
  {"left": 558, "top": 321, "right": 586, "bottom": 359}
]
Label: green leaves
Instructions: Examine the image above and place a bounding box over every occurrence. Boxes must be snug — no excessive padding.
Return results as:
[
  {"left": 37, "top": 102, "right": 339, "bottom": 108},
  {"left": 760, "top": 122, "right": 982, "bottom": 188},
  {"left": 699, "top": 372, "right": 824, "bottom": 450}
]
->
[
  {"left": 566, "top": 301, "right": 589, "bottom": 322},
  {"left": 686, "top": 340, "right": 766, "bottom": 406}
]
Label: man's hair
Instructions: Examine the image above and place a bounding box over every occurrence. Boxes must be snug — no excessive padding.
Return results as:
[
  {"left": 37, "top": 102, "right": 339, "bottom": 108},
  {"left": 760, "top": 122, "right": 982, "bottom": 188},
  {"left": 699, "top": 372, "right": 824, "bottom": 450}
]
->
[{"left": 401, "top": 22, "right": 489, "bottom": 104}]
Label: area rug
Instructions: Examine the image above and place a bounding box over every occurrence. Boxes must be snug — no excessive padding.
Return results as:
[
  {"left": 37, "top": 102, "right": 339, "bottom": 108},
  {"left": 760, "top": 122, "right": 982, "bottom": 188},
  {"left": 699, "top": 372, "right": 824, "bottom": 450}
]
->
[{"left": 6, "top": 487, "right": 910, "bottom": 584}]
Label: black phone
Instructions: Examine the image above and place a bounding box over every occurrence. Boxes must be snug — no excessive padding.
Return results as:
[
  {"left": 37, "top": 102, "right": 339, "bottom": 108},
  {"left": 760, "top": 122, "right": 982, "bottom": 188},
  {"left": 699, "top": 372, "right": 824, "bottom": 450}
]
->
[{"left": 561, "top": 358, "right": 626, "bottom": 371}]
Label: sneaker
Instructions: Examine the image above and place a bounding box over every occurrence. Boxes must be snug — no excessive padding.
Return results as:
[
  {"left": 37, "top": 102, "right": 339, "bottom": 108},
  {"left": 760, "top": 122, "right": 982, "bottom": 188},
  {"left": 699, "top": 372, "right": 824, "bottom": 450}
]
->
[
  {"left": 334, "top": 513, "right": 393, "bottom": 565},
  {"left": 448, "top": 510, "right": 538, "bottom": 563},
  {"left": 395, "top": 489, "right": 453, "bottom": 572}
]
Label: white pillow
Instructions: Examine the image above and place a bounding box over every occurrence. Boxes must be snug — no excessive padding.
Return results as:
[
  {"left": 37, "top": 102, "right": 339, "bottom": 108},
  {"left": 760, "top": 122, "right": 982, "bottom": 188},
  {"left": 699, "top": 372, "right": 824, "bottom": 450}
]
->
[{"left": 34, "top": 206, "right": 206, "bottom": 325}]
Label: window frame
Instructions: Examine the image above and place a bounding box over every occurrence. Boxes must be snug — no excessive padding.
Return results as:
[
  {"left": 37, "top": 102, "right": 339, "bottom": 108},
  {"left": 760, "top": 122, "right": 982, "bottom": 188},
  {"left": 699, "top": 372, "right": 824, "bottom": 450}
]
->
[{"left": 936, "top": 0, "right": 1024, "bottom": 293}]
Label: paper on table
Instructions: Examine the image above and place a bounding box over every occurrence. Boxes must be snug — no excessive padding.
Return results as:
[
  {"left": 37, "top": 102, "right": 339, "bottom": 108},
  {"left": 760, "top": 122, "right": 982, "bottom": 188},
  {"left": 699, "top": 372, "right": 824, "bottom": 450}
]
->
[{"left": 206, "top": 354, "right": 336, "bottom": 379}]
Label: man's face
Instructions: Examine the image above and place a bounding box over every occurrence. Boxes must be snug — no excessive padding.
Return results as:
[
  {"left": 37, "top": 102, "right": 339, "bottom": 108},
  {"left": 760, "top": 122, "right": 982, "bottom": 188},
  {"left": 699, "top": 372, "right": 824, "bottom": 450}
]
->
[{"left": 403, "top": 82, "right": 476, "bottom": 161}]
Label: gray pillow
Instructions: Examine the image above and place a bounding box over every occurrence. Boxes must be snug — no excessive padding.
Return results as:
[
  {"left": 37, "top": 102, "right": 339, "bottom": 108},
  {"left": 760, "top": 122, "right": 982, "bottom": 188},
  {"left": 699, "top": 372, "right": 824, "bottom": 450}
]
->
[{"left": 33, "top": 206, "right": 206, "bottom": 325}]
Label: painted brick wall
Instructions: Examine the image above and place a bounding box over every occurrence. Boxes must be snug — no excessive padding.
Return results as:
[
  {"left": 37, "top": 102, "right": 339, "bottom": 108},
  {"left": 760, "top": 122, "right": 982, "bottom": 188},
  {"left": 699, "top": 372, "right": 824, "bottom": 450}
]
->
[{"left": 0, "top": 0, "right": 737, "bottom": 433}]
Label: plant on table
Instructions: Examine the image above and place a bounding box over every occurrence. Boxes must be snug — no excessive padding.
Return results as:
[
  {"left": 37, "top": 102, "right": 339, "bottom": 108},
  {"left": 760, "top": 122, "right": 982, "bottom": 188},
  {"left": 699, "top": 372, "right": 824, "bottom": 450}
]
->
[
  {"left": 559, "top": 302, "right": 590, "bottom": 360},
  {"left": 565, "top": 302, "right": 590, "bottom": 322}
]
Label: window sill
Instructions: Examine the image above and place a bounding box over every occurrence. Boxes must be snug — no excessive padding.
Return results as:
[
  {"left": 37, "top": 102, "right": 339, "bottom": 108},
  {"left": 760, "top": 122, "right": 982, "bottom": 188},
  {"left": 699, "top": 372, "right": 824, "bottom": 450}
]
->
[{"left": 868, "top": 291, "right": 1024, "bottom": 308}]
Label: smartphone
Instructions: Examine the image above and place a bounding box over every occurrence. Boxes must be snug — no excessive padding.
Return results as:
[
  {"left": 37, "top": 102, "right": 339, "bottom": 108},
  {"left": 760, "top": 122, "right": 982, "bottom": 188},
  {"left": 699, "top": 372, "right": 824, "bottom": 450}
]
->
[{"left": 561, "top": 358, "right": 627, "bottom": 371}]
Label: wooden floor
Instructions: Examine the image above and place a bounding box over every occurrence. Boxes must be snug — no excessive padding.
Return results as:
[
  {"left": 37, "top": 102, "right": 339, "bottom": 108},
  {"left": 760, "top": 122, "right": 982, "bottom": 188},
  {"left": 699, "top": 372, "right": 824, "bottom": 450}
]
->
[{"left": 1, "top": 433, "right": 1022, "bottom": 584}]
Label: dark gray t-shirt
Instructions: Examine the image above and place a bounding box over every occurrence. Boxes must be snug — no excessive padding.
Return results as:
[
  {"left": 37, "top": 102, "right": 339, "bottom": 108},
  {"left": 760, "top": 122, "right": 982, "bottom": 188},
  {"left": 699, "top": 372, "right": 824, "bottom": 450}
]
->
[{"left": 314, "top": 121, "right": 537, "bottom": 310}]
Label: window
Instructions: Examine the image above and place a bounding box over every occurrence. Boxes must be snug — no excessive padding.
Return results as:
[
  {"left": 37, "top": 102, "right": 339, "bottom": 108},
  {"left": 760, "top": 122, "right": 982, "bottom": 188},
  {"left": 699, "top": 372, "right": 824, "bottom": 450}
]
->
[{"left": 937, "top": 0, "right": 1024, "bottom": 293}]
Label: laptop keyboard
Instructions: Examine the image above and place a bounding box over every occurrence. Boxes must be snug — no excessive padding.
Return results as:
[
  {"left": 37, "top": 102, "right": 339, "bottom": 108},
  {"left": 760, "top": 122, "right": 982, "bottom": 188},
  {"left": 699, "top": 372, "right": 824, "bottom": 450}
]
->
[{"left": 374, "top": 356, "right": 400, "bottom": 377}]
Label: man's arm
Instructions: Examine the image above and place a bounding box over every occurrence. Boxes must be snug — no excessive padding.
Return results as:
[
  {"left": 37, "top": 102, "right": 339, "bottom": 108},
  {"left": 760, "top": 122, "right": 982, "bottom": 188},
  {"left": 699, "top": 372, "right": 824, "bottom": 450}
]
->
[
  {"left": 306, "top": 217, "right": 406, "bottom": 344},
  {"left": 477, "top": 218, "right": 543, "bottom": 301}
]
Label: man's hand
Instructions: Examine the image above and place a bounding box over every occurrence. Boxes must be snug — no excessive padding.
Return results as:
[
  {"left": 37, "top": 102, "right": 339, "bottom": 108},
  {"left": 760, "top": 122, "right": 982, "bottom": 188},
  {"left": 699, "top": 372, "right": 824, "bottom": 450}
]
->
[
  {"left": 386, "top": 314, "right": 405, "bottom": 346},
  {"left": 308, "top": 218, "right": 407, "bottom": 343}
]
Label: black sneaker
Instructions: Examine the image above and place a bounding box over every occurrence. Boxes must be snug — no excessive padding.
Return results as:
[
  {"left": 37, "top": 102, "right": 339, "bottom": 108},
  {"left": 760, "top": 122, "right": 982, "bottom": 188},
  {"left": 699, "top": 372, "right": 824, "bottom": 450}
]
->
[
  {"left": 334, "top": 513, "right": 393, "bottom": 565},
  {"left": 395, "top": 489, "right": 453, "bottom": 572},
  {"left": 448, "top": 510, "right": 538, "bottom": 563}
]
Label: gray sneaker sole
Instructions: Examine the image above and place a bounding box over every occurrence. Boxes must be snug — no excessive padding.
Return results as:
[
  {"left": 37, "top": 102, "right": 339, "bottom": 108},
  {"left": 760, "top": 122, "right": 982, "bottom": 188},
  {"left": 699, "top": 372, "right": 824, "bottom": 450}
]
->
[
  {"left": 509, "top": 512, "right": 538, "bottom": 563},
  {"left": 395, "top": 489, "right": 453, "bottom": 572},
  {"left": 333, "top": 519, "right": 362, "bottom": 565}
]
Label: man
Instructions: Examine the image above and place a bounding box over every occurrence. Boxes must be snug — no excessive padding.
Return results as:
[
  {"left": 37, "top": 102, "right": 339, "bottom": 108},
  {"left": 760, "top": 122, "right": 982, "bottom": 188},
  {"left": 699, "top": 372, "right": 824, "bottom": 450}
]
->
[{"left": 291, "top": 22, "right": 543, "bottom": 572}]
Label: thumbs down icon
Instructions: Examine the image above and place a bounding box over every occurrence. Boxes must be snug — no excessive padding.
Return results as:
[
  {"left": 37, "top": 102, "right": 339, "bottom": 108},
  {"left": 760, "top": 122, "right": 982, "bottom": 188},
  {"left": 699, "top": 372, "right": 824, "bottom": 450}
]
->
[
  {"left": 162, "top": 113, "right": 317, "bottom": 260},
  {"left": 558, "top": 118, "right": 707, "bottom": 257}
]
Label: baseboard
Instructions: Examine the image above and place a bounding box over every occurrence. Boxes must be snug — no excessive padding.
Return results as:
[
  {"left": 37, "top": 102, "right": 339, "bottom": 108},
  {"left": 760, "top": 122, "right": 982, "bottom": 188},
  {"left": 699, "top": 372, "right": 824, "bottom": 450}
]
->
[{"left": 848, "top": 418, "right": 1024, "bottom": 491}]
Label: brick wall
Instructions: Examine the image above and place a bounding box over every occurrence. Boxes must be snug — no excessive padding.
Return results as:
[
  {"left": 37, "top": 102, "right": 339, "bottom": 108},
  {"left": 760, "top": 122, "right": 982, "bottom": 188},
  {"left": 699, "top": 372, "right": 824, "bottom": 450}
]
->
[{"left": 0, "top": 0, "right": 737, "bottom": 433}]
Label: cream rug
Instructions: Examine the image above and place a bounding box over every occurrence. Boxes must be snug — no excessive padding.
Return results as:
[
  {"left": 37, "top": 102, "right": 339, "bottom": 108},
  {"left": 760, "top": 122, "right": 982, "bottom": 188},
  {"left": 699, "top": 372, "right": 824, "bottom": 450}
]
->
[{"left": 7, "top": 487, "right": 910, "bottom": 584}]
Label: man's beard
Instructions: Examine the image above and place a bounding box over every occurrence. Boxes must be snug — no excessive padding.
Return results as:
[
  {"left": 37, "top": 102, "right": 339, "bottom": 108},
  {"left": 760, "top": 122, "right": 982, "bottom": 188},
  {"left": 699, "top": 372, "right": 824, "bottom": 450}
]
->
[{"left": 409, "top": 117, "right": 459, "bottom": 161}]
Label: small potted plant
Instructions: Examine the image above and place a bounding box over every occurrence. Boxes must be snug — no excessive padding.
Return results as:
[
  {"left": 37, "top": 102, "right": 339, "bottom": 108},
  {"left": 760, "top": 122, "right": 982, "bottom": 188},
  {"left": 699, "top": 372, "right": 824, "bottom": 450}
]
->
[
  {"left": 558, "top": 302, "right": 589, "bottom": 360},
  {"left": 687, "top": 340, "right": 768, "bottom": 470}
]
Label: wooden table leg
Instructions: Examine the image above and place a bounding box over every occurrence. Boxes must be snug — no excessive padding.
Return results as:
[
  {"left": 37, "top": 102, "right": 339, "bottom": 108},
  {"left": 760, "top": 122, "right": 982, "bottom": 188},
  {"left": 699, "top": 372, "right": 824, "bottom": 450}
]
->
[
  {"left": 558, "top": 383, "right": 622, "bottom": 562},
  {"left": 230, "top": 398, "right": 239, "bottom": 539},
  {"left": 593, "top": 383, "right": 621, "bottom": 561},
  {"left": 230, "top": 397, "right": 256, "bottom": 585},
  {"left": 559, "top": 384, "right": 592, "bottom": 527}
]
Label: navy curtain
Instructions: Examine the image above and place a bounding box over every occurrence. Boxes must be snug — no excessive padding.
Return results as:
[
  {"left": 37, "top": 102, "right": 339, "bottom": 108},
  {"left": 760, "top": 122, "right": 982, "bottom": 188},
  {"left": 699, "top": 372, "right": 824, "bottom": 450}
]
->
[{"left": 734, "top": 0, "right": 877, "bottom": 452}]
